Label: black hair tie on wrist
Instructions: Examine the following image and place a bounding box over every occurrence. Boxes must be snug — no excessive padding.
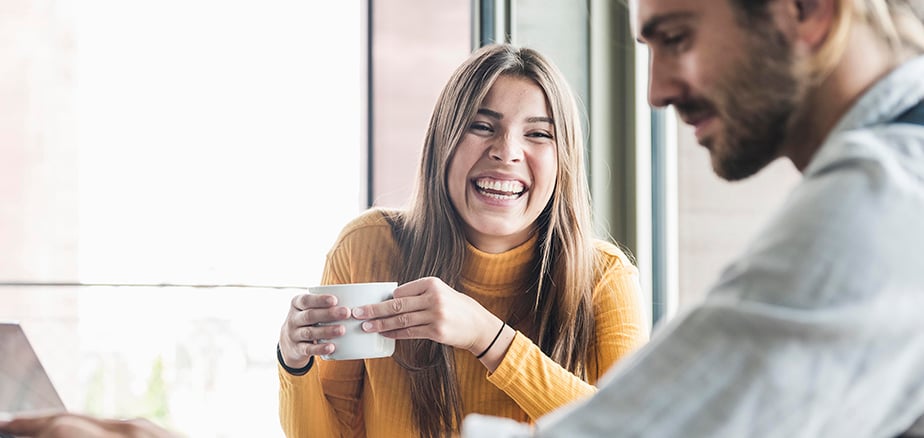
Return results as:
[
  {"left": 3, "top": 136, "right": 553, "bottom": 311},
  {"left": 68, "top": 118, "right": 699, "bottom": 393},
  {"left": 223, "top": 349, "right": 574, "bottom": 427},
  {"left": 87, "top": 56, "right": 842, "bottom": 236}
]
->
[
  {"left": 475, "top": 321, "right": 506, "bottom": 359},
  {"left": 277, "top": 343, "right": 315, "bottom": 376}
]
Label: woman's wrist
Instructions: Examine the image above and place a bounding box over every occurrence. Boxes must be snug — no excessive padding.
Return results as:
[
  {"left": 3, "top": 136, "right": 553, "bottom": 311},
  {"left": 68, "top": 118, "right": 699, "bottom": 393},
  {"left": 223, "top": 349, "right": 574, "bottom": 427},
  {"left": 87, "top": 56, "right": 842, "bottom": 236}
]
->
[
  {"left": 277, "top": 343, "right": 314, "bottom": 376},
  {"left": 475, "top": 321, "right": 506, "bottom": 359},
  {"left": 475, "top": 324, "right": 516, "bottom": 373},
  {"left": 468, "top": 312, "right": 502, "bottom": 357}
]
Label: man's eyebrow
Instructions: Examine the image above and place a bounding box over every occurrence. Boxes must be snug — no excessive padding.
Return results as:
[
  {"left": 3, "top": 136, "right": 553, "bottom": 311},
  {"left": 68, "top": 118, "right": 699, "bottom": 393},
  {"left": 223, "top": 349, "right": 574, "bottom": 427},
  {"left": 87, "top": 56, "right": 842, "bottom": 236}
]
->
[
  {"left": 637, "top": 12, "right": 696, "bottom": 43},
  {"left": 526, "top": 116, "right": 553, "bottom": 124},
  {"left": 477, "top": 108, "right": 503, "bottom": 119}
]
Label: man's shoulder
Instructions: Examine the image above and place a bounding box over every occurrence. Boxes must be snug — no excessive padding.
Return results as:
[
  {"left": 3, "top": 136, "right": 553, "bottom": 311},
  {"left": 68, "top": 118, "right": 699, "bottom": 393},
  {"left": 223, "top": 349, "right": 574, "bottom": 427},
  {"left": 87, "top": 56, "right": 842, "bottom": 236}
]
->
[
  {"left": 807, "top": 124, "right": 924, "bottom": 189},
  {"left": 809, "top": 90, "right": 924, "bottom": 181},
  {"left": 721, "top": 122, "right": 924, "bottom": 305}
]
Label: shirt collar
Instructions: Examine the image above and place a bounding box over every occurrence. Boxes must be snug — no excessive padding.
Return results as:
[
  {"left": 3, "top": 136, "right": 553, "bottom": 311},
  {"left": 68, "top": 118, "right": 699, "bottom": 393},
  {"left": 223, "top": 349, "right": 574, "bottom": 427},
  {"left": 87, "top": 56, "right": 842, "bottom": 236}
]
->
[{"left": 804, "top": 55, "right": 924, "bottom": 175}]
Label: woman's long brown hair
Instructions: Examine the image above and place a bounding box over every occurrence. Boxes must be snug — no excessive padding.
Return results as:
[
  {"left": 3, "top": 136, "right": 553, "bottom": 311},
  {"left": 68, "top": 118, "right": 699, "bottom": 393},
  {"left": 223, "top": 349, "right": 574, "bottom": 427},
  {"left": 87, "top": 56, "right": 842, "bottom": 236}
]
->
[{"left": 384, "top": 44, "right": 600, "bottom": 437}]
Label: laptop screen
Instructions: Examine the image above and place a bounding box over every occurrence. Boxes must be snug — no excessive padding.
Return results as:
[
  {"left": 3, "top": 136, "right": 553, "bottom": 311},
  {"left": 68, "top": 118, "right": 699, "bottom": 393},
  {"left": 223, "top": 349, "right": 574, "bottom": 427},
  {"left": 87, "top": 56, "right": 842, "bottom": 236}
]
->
[{"left": 0, "top": 322, "right": 66, "bottom": 414}]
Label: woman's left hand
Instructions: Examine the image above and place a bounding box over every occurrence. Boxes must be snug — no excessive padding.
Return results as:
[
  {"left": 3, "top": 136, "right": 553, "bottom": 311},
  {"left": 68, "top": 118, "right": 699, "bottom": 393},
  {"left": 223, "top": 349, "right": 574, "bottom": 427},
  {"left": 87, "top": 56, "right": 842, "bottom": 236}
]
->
[{"left": 351, "top": 277, "right": 502, "bottom": 355}]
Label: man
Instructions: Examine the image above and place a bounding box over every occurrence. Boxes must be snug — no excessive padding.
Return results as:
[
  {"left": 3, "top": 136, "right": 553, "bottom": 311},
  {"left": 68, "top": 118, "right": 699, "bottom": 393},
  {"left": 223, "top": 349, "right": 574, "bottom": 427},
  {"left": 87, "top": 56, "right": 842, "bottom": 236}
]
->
[{"left": 463, "top": 0, "right": 924, "bottom": 436}]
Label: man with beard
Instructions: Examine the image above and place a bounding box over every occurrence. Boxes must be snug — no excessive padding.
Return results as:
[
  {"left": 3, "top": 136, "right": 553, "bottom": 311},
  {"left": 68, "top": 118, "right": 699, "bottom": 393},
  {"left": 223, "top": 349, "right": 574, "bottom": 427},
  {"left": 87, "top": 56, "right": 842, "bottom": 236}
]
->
[{"left": 462, "top": 0, "right": 924, "bottom": 437}]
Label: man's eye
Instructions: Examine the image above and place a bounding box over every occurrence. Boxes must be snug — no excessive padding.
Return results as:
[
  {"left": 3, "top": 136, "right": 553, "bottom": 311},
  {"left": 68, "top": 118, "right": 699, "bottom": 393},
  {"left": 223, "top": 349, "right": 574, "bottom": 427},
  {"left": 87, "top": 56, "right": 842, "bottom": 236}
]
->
[{"left": 662, "top": 32, "right": 688, "bottom": 48}]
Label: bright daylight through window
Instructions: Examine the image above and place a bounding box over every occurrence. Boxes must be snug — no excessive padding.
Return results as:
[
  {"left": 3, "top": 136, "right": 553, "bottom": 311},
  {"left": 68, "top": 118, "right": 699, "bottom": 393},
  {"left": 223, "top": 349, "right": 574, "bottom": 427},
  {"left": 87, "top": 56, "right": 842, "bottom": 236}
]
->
[{"left": 1, "top": 2, "right": 363, "bottom": 436}]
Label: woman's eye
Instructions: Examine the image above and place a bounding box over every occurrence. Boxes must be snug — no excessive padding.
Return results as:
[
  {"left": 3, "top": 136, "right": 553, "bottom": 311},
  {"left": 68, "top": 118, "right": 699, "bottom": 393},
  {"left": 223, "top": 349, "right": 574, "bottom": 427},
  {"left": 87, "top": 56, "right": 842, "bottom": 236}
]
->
[
  {"left": 470, "top": 122, "right": 493, "bottom": 132},
  {"left": 528, "top": 131, "right": 553, "bottom": 139}
]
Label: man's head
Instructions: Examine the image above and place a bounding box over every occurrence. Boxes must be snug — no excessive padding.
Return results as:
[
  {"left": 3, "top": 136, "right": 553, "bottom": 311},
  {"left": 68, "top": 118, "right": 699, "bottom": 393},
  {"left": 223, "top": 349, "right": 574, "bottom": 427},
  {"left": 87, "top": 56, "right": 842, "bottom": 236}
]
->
[{"left": 633, "top": 0, "right": 924, "bottom": 180}]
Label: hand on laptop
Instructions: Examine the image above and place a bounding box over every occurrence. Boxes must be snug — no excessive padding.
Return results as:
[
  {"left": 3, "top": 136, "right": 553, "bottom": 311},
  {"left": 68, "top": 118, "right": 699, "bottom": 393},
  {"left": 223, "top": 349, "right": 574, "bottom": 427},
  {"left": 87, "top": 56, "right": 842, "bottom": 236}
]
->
[{"left": 0, "top": 413, "right": 176, "bottom": 438}]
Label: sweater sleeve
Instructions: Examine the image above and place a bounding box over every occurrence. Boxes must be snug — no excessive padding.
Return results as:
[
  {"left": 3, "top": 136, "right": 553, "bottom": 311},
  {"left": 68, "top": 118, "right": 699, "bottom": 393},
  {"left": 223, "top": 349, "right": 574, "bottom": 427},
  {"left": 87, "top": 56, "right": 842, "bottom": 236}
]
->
[
  {"left": 278, "top": 212, "right": 385, "bottom": 437},
  {"left": 487, "top": 331, "right": 593, "bottom": 420},
  {"left": 278, "top": 359, "right": 365, "bottom": 438},
  {"left": 486, "top": 254, "right": 649, "bottom": 420}
]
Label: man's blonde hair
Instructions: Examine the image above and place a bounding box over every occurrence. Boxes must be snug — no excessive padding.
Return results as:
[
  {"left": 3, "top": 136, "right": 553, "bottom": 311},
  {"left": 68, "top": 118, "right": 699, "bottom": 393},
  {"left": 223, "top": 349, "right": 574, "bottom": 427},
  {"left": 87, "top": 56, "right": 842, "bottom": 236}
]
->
[
  {"left": 814, "top": 0, "right": 924, "bottom": 76},
  {"left": 732, "top": 0, "right": 924, "bottom": 79}
]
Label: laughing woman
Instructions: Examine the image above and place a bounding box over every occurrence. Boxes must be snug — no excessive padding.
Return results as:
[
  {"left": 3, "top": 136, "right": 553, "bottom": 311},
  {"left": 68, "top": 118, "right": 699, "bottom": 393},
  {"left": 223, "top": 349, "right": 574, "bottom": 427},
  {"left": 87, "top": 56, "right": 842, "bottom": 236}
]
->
[{"left": 277, "top": 43, "right": 648, "bottom": 438}]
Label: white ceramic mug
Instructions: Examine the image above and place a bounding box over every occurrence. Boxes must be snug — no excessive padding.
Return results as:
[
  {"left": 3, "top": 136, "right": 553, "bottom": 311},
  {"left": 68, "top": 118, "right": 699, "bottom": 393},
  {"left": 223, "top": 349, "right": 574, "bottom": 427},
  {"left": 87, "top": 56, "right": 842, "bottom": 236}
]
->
[{"left": 309, "top": 282, "right": 397, "bottom": 360}]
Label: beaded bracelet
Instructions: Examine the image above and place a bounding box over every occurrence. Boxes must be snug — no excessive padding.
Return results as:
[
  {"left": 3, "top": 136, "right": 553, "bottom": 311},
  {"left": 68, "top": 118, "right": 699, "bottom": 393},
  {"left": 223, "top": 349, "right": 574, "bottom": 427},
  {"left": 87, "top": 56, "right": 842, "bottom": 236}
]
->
[{"left": 475, "top": 321, "right": 506, "bottom": 359}]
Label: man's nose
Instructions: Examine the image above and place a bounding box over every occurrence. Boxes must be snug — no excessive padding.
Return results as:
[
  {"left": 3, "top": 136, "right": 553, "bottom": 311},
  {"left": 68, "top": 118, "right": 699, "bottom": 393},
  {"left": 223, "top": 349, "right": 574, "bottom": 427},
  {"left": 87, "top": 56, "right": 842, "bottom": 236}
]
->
[
  {"left": 648, "top": 53, "right": 685, "bottom": 108},
  {"left": 489, "top": 133, "right": 524, "bottom": 163}
]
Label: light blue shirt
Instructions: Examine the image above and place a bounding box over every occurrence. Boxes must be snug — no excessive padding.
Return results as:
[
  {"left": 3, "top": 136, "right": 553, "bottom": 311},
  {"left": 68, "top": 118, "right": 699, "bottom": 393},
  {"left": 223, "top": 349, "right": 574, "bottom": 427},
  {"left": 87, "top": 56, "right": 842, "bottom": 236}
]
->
[{"left": 463, "top": 56, "right": 924, "bottom": 438}]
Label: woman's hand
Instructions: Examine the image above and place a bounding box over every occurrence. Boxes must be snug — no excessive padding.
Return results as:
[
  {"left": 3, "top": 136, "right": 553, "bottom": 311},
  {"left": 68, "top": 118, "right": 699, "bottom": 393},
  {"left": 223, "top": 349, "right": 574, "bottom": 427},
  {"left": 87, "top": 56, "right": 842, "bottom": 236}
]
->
[
  {"left": 278, "top": 293, "right": 352, "bottom": 369},
  {"left": 351, "top": 277, "right": 503, "bottom": 356}
]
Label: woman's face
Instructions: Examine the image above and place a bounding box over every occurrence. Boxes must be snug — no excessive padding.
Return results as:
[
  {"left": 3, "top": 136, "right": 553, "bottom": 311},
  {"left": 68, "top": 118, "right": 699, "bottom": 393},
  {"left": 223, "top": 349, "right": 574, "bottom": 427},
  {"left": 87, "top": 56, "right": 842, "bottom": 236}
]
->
[{"left": 447, "top": 74, "right": 558, "bottom": 254}]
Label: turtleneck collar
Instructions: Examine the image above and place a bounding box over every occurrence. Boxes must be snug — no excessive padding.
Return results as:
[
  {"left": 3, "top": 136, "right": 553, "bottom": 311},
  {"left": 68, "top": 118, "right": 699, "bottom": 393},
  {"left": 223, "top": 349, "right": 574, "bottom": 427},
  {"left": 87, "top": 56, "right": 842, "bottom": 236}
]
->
[{"left": 461, "top": 233, "right": 538, "bottom": 296}]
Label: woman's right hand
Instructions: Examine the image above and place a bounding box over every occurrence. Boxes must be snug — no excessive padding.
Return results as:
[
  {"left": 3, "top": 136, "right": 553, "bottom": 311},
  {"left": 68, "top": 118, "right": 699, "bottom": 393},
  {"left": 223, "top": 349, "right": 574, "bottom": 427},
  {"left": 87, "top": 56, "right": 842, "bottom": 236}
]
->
[{"left": 278, "top": 293, "right": 351, "bottom": 369}]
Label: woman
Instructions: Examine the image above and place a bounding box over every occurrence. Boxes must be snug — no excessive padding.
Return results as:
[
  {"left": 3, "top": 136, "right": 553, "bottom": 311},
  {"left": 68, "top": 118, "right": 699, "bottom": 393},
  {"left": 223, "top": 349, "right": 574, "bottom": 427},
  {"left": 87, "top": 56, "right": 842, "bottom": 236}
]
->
[{"left": 277, "top": 43, "right": 648, "bottom": 438}]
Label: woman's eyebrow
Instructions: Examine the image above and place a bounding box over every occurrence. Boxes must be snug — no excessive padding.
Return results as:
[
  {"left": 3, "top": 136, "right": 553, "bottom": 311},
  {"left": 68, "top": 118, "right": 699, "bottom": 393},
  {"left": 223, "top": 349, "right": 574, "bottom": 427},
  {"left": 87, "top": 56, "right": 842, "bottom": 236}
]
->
[
  {"left": 477, "top": 108, "right": 503, "bottom": 119},
  {"left": 477, "top": 109, "right": 552, "bottom": 124}
]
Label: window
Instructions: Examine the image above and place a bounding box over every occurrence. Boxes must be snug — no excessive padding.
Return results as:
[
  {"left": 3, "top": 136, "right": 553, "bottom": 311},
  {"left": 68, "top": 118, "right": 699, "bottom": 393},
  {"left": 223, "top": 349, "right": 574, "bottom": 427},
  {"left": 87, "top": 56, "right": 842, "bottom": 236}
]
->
[
  {"left": 369, "top": 0, "right": 471, "bottom": 208},
  {"left": 1, "top": 2, "right": 365, "bottom": 436}
]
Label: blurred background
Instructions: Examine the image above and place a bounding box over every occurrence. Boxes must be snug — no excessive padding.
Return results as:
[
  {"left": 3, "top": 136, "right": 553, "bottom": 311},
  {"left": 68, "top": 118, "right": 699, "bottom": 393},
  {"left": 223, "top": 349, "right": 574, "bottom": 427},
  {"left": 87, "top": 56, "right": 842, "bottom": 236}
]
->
[{"left": 1, "top": 0, "right": 799, "bottom": 436}]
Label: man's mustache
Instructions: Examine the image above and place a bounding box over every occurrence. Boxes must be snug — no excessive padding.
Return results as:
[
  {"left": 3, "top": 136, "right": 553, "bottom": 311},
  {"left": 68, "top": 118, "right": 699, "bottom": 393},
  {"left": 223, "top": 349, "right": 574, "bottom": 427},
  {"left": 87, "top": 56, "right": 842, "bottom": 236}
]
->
[{"left": 673, "top": 98, "right": 717, "bottom": 123}]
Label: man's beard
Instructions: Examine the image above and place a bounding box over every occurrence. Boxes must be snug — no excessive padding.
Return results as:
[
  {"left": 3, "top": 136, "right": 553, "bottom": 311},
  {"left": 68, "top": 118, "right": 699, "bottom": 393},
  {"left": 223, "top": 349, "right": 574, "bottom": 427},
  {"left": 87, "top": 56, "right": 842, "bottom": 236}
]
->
[{"left": 676, "top": 22, "right": 806, "bottom": 181}]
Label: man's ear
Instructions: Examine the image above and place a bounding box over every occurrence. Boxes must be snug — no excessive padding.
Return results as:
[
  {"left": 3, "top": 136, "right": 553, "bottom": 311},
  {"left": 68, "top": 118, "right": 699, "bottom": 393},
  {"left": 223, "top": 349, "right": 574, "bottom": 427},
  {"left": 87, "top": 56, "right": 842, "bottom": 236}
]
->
[{"left": 791, "top": 0, "right": 837, "bottom": 48}]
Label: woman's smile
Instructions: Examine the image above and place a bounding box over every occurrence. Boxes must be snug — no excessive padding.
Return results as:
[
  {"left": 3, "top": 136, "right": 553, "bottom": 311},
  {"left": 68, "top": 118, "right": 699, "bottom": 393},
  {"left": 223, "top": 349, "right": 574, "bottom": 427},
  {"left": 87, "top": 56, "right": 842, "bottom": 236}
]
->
[{"left": 472, "top": 177, "right": 527, "bottom": 202}]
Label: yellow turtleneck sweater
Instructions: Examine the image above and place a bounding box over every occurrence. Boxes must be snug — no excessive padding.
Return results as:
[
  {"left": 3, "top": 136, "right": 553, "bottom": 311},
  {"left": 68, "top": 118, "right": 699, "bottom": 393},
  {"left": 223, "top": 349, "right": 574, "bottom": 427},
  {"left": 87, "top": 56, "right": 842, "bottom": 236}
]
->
[{"left": 279, "top": 210, "right": 648, "bottom": 437}]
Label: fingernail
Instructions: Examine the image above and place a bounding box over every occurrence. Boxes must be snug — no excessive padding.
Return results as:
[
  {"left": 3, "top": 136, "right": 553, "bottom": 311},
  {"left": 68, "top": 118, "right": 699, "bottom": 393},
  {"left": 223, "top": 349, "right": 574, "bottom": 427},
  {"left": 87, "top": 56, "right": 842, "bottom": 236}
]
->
[
  {"left": 362, "top": 321, "right": 373, "bottom": 332},
  {"left": 352, "top": 307, "right": 365, "bottom": 317}
]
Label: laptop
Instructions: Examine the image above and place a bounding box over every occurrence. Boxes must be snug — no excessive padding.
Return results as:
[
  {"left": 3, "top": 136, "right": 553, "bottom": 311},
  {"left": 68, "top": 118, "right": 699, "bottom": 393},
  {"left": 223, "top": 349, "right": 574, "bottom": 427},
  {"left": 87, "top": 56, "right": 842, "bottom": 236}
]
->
[{"left": 0, "top": 322, "right": 66, "bottom": 416}]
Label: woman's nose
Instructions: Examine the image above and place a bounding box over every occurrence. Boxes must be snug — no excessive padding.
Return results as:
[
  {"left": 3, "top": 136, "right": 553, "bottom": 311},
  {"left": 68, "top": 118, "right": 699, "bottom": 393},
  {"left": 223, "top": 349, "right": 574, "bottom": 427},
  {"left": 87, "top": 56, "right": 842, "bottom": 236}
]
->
[{"left": 489, "top": 134, "right": 524, "bottom": 163}]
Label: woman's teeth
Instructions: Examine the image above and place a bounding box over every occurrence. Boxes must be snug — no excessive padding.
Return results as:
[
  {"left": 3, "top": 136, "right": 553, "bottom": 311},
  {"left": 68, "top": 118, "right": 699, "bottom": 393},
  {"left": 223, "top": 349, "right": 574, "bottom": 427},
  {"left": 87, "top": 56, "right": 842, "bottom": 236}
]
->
[
  {"left": 480, "top": 191, "right": 519, "bottom": 200},
  {"left": 474, "top": 178, "right": 525, "bottom": 197}
]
